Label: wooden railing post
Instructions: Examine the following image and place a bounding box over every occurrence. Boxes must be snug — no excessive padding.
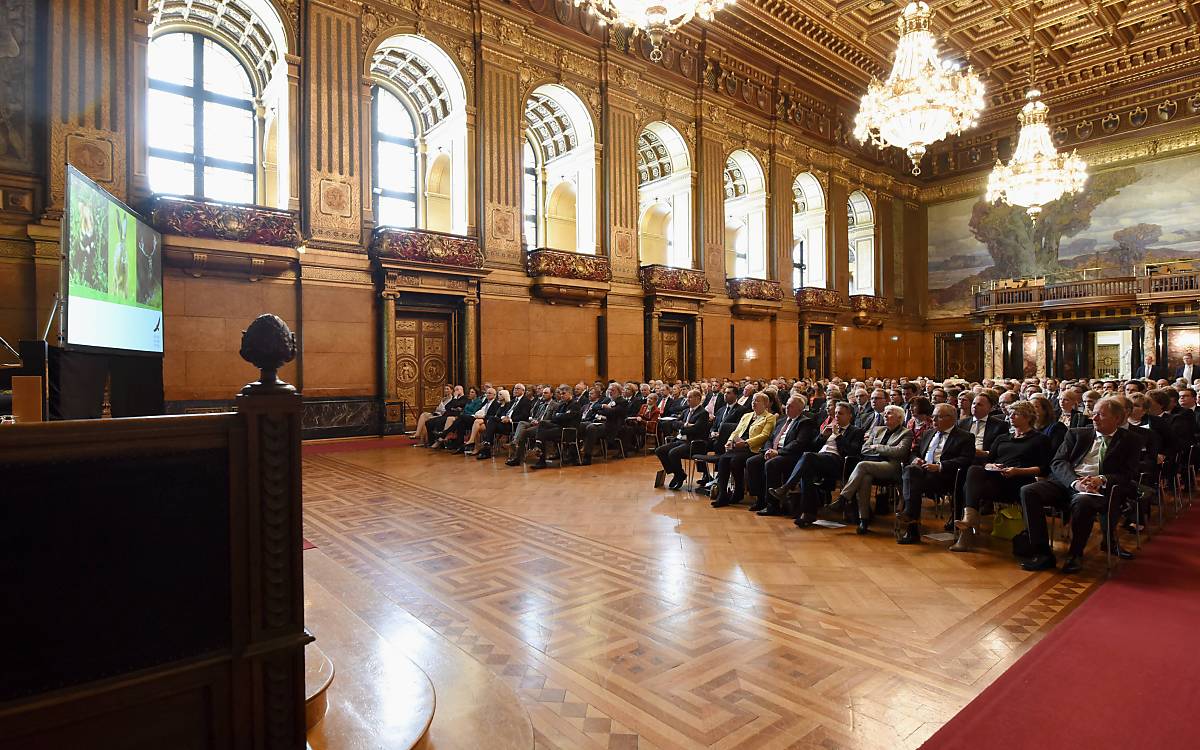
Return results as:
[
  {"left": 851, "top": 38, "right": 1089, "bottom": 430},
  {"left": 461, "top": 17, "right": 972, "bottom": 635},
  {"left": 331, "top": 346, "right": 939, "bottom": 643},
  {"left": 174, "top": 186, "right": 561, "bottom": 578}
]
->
[{"left": 235, "top": 314, "right": 309, "bottom": 750}]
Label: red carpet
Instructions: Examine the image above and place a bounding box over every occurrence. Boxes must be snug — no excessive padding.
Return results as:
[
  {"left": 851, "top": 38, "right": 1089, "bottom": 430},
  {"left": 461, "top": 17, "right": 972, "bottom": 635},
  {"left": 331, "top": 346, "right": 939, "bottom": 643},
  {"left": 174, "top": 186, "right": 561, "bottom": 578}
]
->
[
  {"left": 302, "top": 436, "right": 414, "bottom": 456},
  {"left": 924, "top": 508, "right": 1200, "bottom": 750}
]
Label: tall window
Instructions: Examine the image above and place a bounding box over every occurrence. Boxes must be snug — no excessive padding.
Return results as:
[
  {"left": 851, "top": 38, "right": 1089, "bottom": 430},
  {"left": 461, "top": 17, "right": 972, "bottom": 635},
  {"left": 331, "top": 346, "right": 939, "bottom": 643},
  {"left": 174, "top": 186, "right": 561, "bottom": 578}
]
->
[
  {"left": 522, "top": 139, "right": 539, "bottom": 247},
  {"left": 792, "top": 239, "right": 805, "bottom": 289},
  {"left": 733, "top": 220, "right": 749, "bottom": 277},
  {"left": 373, "top": 87, "right": 418, "bottom": 229},
  {"left": 148, "top": 33, "right": 256, "bottom": 204},
  {"left": 847, "top": 191, "right": 876, "bottom": 296},
  {"left": 723, "top": 150, "right": 767, "bottom": 279}
]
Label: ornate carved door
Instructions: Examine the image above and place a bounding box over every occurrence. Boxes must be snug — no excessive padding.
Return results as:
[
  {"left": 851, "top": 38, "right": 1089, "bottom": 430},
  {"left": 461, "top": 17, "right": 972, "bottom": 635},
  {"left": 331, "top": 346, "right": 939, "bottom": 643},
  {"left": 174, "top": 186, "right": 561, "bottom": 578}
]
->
[
  {"left": 936, "top": 332, "right": 983, "bottom": 381},
  {"left": 394, "top": 313, "right": 452, "bottom": 428},
  {"left": 660, "top": 323, "right": 687, "bottom": 382}
]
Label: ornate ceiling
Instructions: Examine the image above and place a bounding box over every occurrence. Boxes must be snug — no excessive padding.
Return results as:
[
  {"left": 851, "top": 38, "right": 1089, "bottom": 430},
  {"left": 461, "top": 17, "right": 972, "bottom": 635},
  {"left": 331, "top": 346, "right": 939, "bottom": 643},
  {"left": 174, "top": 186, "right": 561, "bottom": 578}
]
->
[{"left": 739, "top": 0, "right": 1200, "bottom": 122}]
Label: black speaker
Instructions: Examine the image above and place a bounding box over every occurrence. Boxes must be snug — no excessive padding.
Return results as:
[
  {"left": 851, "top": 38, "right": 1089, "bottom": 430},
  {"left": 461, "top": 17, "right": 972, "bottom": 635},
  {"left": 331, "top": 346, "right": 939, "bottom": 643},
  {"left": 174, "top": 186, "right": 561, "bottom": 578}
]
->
[
  {"left": 806, "top": 356, "right": 818, "bottom": 370},
  {"left": 861, "top": 357, "right": 872, "bottom": 370}
]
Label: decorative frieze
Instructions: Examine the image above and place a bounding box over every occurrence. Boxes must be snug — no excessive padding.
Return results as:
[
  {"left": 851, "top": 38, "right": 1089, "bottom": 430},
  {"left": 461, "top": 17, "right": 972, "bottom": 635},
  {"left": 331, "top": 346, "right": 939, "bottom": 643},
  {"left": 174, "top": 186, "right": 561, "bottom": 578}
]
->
[
  {"left": 795, "top": 286, "right": 849, "bottom": 311},
  {"left": 149, "top": 196, "right": 302, "bottom": 247}
]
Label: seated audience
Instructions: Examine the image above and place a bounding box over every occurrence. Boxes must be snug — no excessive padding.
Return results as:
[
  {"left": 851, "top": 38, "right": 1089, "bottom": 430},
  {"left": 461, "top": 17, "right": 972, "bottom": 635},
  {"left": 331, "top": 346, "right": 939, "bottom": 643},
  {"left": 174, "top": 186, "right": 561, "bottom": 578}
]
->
[
  {"left": 1031, "top": 393, "right": 1067, "bottom": 455},
  {"left": 476, "top": 383, "right": 530, "bottom": 460},
  {"left": 1019, "top": 397, "right": 1139, "bottom": 574},
  {"left": 771, "top": 402, "right": 864, "bottom": 528},
  {"left": 951, "top": 400, "right": 1049, "bottom": 552},
  {"left": 747, "top": 395, "right": 817, "bottom": 515},
  {"left": 710, "top": 392, "right": 776, "bottom": 508},
  {"left": 897, "top": 403, "right": 973, "bottom": 545},
  {"left": 579, "top": 383, "right": 630, "bottom": 465},
  {"left": 530, "top": 385, "right": 583, "bottom": 470},
  {"left": 958, "top": 392, "right": 1009, "bottom": 464},
  {"left": 423, "top": 385, "right": 467, "bottom": 447},
  {"left": 653, "top": 389, "right": 710, "bottom": 490},
  {"left": 413, "top": 385, "right": 453, "bottom": 446},
  {"left": 833, "top": 404, "right": 912, "bottom": 534},
  {"left": 505, "top": 386, "right": 555, "bottom": 466}
]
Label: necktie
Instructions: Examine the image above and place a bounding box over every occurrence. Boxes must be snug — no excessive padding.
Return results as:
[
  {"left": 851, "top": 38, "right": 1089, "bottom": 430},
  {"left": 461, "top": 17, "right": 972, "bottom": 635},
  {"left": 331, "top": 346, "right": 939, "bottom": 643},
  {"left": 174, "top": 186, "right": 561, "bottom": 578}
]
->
[
  {"left": 925, "top": 431, "right": 944, "bottom": 463},
  {"left": 774, "top": 418, "right": 790, "bottom": 448},
  {"left": 1098, "top": 434, "right": 1109, "bottom": 466},
  {"left": 875, "top": 412, "right": 884, "bottom": 427}
]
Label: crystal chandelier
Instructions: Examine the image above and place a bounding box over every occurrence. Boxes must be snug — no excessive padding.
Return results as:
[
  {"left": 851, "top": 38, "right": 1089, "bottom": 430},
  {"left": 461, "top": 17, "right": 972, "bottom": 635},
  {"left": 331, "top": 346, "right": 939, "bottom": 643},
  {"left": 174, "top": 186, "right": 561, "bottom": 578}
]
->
[
  {"left": 573, "top": 0, "right": 735, "bottom": 62},
  {"left": 986, "top": 7, "right": 1087, "bottom": 220},
  {"left": 853, "top": 1, "right": 985, "bottom": 175}
]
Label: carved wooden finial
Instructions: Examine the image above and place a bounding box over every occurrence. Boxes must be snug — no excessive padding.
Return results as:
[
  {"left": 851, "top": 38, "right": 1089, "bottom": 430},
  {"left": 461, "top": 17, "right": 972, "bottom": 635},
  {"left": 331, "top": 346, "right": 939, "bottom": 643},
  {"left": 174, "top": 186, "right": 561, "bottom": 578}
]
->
[{"left": 239, "top": 314, "right": 297, "bottom": 393}]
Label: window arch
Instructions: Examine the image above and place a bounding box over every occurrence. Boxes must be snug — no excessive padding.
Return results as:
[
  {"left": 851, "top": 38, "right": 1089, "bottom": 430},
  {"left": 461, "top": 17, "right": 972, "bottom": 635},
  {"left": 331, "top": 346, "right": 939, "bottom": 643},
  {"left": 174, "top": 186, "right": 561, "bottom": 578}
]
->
[
  {"left": 637, "top": 121, "right": 692, "bottom": 268},
  {"left": 848, "top": 190, "right": 876, "bottom": 296},
  {"left": 370, "top": 35, "right": 468, "bottom": 233},
  {"left": 723, "top": 150, "right": 767, "bottom": 279},
  {"left": 792, "top": 173, "right": 827, "bottom": 290},
  {"left": 147, "top": 0, "right": 290, "bottom": 207},
  {"left": 523, "top": 84, "right": 595, "bottom": 253}
]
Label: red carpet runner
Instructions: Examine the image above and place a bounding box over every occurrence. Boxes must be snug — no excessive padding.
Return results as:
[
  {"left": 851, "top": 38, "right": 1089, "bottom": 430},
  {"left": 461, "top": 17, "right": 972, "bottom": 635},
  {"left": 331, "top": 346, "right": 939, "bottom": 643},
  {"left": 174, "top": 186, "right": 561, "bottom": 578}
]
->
[
  {"left": 923, "top": 508, "right": 1200, "bottom": 749},
  {"left": 302, "top": 435, "right": 414, "bottom": 455}
]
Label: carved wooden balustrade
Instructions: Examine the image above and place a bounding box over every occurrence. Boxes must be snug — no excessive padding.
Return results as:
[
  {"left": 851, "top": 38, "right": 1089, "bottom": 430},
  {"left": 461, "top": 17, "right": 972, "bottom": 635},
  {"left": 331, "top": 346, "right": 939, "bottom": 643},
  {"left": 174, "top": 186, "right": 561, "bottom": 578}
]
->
[
  {"left": 639, "top": 264, "right": 711, "bottom": 296},
  {"left": 0, "top": 315, "right": 307, "bottom": 749},
  {"left": 525, "top": 247, "right": 612, "bottom": 304},
  {"left": 973, "top": 270, "right": 1198, "bottom": 313},
  {"left": 794, "top": 287, "right": 849, "bottom": 311},
  {"left": 371, "top": 226, "right": 485, "bottom": 269}
]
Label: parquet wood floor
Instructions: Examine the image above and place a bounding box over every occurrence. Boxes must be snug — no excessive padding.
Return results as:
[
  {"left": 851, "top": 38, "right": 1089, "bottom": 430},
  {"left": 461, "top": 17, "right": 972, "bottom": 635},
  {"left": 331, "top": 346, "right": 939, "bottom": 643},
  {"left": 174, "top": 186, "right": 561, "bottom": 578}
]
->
[{"left": 302, "top": 445, "right": 1108, "bottom": 749}]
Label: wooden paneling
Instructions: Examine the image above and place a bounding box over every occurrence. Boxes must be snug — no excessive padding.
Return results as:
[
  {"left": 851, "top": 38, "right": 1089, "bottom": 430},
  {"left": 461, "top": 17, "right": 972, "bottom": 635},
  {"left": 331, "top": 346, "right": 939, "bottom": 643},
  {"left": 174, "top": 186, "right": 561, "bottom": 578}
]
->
[{"left": 935, "top": 332, "right": 983, "bottom": 382}]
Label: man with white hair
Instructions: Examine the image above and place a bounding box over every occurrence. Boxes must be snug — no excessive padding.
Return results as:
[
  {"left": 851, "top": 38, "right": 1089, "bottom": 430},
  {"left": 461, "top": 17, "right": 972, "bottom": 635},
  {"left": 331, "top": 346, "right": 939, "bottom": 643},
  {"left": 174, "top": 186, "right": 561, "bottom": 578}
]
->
[{"left": 896, "top": 403, "right": 974, "bottom": 545}]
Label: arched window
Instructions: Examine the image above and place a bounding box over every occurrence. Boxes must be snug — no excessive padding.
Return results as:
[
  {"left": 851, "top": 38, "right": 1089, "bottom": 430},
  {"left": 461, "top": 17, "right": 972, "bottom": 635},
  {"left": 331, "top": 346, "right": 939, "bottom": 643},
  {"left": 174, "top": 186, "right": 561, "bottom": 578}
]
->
[
  {"left": 848, "top": 190, "right": 876, "bottom": 296},
  {"left": 370, "top": 35, "right": 469, "bottom": 233},
  {"left": 522, "top": 139, "right": 539, "bottom": 248},
  {"left": 147, "top": 33, "right": 256, "bottom": 203},
  {"left": 792, "top": 173, "right": 827, "bottom": 289},
  {"left": 724, "top": 150, "right": 767, "bottom": 279},
  {"left": 373, "top": 86, "right": 418, "bottom": 228},
  {"left": 637, "top": 122, "right": 692, "bottom": 268},
  {"left": 523, "top": 85, "right": 595, "bottom": 253},
  {"left": 147, "top": 0, "right": 290, "bottom": 207}
]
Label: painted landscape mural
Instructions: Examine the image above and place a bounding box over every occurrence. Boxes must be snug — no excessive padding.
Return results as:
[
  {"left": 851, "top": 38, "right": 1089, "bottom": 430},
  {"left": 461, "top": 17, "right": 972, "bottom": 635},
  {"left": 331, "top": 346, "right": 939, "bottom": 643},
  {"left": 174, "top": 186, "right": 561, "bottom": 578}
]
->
[{"left": 926, "top": 151, "right": 1200, "bottom": 319}]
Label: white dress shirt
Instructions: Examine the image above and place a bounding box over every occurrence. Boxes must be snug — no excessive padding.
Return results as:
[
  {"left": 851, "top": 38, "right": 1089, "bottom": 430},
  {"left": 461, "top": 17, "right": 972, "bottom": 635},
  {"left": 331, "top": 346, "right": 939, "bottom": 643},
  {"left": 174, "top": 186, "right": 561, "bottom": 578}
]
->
[
  {"left": 970, "top": 418, "right": 987, "bottom": 450},
  {"left": 818, "top": 427, "right": 842, "bottom": 457},
  {"left": 924, "top": 430, "right": 950, "bottom": 463}
]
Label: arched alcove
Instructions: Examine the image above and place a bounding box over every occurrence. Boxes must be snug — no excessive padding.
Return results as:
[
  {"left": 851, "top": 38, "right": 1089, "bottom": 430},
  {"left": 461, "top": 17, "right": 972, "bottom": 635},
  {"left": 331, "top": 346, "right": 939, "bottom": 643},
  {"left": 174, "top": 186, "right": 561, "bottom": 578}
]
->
[
  {"left": 636, "top": 122, "right": 692, "bottom": 268},
  {"left": 724, "top": 149, "right": 767, "bottom": 279},
  {"left": 792, "top": 172, "right": 827, "bottom": 289},
  {"left": 848, "top": 190, "right": 876, "bottom": 296},
  {"left": 523, "top": 84, "right": 596, "bottom": 253}
]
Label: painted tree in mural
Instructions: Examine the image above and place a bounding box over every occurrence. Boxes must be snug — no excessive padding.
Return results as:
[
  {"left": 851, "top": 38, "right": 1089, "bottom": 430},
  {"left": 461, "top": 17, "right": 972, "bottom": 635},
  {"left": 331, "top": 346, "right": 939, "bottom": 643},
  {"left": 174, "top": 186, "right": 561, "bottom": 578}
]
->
[
  {"left": 968, "top": 166, "right": 1139, "bottom": 277},
  {"left": 1113, "top": 223, "right": 1162, "bottom": 273}
]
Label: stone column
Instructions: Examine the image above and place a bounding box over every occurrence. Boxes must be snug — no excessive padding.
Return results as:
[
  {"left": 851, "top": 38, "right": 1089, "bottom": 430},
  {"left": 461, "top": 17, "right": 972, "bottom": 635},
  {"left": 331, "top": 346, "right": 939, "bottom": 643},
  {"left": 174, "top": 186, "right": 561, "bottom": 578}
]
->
[
  {"left": 694, "top": 315, "right": 704, "bottom": 379},
  {"left": 477, "top": 13, "right": 524, "bottom": 266},
  {"left": 1142, "top": 310, "right": 1158, "bottom": 365},
  {"left": 129, "top": 5, "right": 152, "bottom": 202},
  {"left": 381, "top": 289, "right": 397, "bottom": 410},
  {"left": 1035, "top": 318, "right": 1048, "bottom": 378},
  {"left": 604, "top": 63, "right": 640, "bottom": 279},
  {"left": 800, "top": 322, "right": 810, "bottom": 378},
  {"left": 464, "top": 294, "right": 479, "bottom": 388},
  {"left": 982, "top": 325, "right": 994, "bottom": 379}
]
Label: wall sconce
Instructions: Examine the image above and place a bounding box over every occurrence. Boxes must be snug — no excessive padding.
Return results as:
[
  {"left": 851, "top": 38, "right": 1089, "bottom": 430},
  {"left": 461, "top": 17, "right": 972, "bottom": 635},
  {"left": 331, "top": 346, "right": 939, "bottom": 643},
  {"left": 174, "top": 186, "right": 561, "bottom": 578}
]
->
[
  {"left": 953, "top": 332, "right": 963, "bottom": 339},
  {"left": 744, "top": 347, "right": 758, "bottom": 361},
  {"left": 890, "top": 335, "right": 900, "bottom": 341}
]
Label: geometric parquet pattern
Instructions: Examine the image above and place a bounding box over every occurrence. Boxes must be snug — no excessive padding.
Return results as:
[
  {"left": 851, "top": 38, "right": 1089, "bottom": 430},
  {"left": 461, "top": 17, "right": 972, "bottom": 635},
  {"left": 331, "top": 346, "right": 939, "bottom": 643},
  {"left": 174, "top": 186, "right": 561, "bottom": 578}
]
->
[{"left": 302, "top": 449, "right": 1104, "bottom": 749}]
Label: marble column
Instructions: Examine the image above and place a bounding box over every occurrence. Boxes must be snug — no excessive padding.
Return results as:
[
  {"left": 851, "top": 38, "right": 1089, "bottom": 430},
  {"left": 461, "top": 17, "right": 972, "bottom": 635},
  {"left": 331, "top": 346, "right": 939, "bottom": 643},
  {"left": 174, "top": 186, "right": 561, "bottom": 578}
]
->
[
  {"left": 1035, "top": 319, "right": 1048, "bottom": 378},
  {"left": 694, "top": 316, "right": 704, "bottom": 379},
  {"left": 649, "top": 310, "right": 663, "bottom": 379},
  {"left": 1143, "top": 312, "right": 1158, "bottom": 365},
  {"left": 464, "top": 295, "right": 479, "bottom": 388}
]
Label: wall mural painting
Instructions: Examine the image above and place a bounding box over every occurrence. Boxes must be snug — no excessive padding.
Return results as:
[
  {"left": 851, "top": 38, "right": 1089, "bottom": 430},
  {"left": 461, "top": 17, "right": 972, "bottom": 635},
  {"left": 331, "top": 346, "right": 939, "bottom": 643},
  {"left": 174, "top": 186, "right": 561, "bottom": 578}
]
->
[{"left": 926, "top": 151, "right": 1200, "bottom": 319}]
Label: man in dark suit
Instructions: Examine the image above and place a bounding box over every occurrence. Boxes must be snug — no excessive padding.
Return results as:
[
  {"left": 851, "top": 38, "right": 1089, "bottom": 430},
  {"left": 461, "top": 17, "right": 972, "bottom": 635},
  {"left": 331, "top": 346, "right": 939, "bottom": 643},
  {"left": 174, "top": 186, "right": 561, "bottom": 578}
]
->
[
  {"left": 770, "top": 403, "right": 864, "bottom": 527},
  {"left": 531, "top": 386, "right": 583, "bottom": 469},
  {"left": 1175, "top": 352, "right": 1196, "bottom": 383},
  {"left": 579, "top": 383, "right": 630, "bottom": 465},
  {"left": 897, "top": 403, "right": 974, "bottom": 544},
  {"left": 697, "top": 386, "right": 748, "bottom": 489},
  {"left": 476, "top": 383, "right": 531, "bottom": 460},
  {"left": 654, "top": 389, "right": 711, "bottom": 489},
  {"left": 1019, "top": 397, "right": 1140, "bottom": 574},
  {"left": 854, "top": 389, "right": 889, "bottom": 431},
  {"left": 748, "top": 395, "right": 817, "bottom": 514},
  {"left": 1135, "top": 355, "right": 1167, "bottom": 380},
  {"left": 505, "top": 386, "right": 555, "bottom": 466},
  {"left": 958, "top": 392, "right": 1010, "bottom": 465}
]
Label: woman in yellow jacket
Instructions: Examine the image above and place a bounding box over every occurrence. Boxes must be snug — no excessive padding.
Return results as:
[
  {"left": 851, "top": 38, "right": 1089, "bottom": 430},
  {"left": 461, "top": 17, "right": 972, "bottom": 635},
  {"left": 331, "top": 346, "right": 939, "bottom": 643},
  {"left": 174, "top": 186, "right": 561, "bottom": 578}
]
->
[{"left": 711, "top": 392, "right": 778, "bottom": 507}]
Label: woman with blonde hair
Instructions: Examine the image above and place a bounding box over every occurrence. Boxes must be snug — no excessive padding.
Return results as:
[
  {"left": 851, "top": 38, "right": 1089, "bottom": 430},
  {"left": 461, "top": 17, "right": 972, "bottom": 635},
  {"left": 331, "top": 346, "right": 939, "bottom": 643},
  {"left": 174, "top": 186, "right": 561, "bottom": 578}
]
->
[
  {"left": 951, "top": 400, "right": 1049, "bottom": 552},
  {"left": 463, "top": 389, "right": 509, "bottom": 455},
  {"left": 710, "top": 392, "right": 777, "bottom": 508}
]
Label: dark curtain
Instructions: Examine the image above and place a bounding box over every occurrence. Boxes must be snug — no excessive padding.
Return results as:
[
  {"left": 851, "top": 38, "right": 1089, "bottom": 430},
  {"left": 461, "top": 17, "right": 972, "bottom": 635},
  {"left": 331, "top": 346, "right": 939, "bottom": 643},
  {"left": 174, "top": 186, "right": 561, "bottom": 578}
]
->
[{"left": 49, "top": 348, "right": 164, "bottom": 420}]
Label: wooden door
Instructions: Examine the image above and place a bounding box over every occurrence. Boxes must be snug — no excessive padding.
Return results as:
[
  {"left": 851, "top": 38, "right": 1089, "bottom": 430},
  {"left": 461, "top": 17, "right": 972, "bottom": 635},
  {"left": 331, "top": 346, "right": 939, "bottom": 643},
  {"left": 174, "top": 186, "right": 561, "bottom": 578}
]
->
[
  {"left": 394, "top": 313, "right": 452, "bottom": 428},
  {"left": 935, "top": 332, "right": 982, "bottom": 381},
  {"left": 660, "top": 323, "right": 687, "bottom": 381}
]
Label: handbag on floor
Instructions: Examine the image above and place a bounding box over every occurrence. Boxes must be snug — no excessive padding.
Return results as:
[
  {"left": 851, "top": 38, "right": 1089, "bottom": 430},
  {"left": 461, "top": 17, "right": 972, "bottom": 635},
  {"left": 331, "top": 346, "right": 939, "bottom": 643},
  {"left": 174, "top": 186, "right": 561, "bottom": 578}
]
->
[{"left": 991, "top": 505, "right": 1024, "bottom": 540}]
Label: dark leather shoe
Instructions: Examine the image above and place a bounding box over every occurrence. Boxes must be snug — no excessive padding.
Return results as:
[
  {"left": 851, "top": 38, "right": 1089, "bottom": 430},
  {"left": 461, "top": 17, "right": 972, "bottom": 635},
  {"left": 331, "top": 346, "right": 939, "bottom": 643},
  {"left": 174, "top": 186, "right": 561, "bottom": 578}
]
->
[
  {"left": 530, "top": 461, "right": 548, "bottom": 470},
  {"left": 857, "top": 519, "right": 870, "bottom": 535},
  {"left": 794, "top": 513, "right": 816, "bottom": 528},
  {"left": 504, "top": 458, "right": 521, "bottom": 467},
  {"left": 1060, "top": 556, "right": 1083, "bottom": 575},
  {"left": 711, "top": 497, "right": 732, "bottom": 508},
  {"left": 668, "top": 474, "right": 685, "bottom": 491},
  {"left": 1021, "top": 554, "right": 1057, "bottom": 572},
  {"left": 747, "top": 501, "right": 765, "bottom": 512},
  {"left": 828, "top": 496, "right": 847, "bottom": 513},
  {"left": 769, "top": 487, "right": 790, "bottom": 503},
  {"left": 757, "top": 504, "right": 782, "bottom": 517},
  {"left": 475, "top": 451, "right": 491, "bottom": 460},
  {"left": 1100, "top": 544, "right": 1135, "bottom": 560},
  {"left": 897, "top": 525, "right": 921, "bottom": 545}
]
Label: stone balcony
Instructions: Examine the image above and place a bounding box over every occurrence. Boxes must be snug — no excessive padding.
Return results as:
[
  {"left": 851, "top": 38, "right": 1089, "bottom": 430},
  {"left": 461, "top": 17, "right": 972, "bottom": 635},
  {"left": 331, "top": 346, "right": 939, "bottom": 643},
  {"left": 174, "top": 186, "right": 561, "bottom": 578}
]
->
[
  {"left": 849, "top": 294, "right": 891, "bottom": 327},
  {"left": 148, "top": 195, "right": 302, "bottom": 280},
  {"left": 369, "top": 227, "right": 488, "bottom": 296},
  {"left": 638, "top": 265, "right": 711, "bottom": 312},
  {"left": 525, "top": 248, "right": 611, "bottom": 304},
  {"left": 726, "top": 277, "right": 783, "bottom": 318}
]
